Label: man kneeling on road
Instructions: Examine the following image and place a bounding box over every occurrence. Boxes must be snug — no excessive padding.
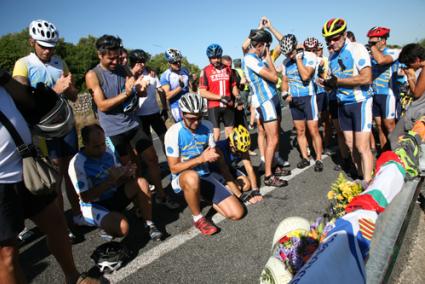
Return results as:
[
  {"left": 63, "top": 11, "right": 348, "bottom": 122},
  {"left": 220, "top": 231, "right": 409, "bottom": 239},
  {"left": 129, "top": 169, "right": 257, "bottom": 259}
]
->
[
  {"left": 68, "top": 124, "right": 162, "bottom": 241},
  {"left": 164, "top": 93, "right": 244, "bottom": 236}
]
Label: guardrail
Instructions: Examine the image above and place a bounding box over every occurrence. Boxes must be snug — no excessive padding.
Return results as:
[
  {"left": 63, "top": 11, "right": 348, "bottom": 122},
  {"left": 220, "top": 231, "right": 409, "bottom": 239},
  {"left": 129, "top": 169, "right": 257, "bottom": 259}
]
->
[{"left": 366, "top": 150, "right": 425, "bottom": 283}]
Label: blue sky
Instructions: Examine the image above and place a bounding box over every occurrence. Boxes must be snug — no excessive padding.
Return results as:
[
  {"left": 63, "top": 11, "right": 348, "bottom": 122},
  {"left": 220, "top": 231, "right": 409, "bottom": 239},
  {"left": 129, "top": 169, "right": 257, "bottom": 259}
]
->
[{"left": 1, "top": 0, "right": 424, "bottom": 67}]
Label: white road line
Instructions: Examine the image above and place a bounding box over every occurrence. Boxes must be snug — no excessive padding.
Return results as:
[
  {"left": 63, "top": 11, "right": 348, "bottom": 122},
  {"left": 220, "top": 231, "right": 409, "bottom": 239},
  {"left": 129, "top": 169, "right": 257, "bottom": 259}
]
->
[{"left": 106, "top": 156, "right": 328, "bottom": 283}]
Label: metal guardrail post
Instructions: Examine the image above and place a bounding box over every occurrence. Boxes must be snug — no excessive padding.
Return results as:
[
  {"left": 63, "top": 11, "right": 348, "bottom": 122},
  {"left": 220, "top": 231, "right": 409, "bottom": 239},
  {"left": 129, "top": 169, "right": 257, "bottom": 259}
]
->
[{"left": 365, "top": 177, "right": 423, "bottom": 283}]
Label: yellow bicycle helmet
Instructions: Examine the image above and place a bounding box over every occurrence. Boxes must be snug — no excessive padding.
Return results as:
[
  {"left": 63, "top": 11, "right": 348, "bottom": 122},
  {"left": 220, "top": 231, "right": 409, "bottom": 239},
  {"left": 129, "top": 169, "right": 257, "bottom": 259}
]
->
[
  {"left": 229, "top": 125, "right": 251, "bottom": 153},
  {"left": 322, "top": 18, "right": 347, "bottom": 38}
]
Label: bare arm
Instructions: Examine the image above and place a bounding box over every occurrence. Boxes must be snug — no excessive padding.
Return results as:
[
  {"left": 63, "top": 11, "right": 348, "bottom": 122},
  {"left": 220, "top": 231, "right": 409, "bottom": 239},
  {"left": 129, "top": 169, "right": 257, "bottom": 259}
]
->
[
  {"left": 241, "top": 154, "right": 258, "bottom": 190},
  {"left": 370, "top": 46, "right": 395, "bottom": 65},
  {"left": 85, "top": 70, "right": 132, "bottom": 112},
  {"left": 406, "top": 67, "right": 425, "bottom": 99},
  {"left": 167, "top": 147, "right": 219, "bottom": 175},
  {"left": 295, "top": 57, "right": 315, "bottom": 81},
  {"left": 336, "top": 66, "right": 372, "bottom": 87},
  {"left": 157, "top": 87, "right": 168, "bottom": 110},
  {"left": 258, "top": 47, "right": 278, "bottom": 83},
  {"left": 161, "top": 84, "right": 183, "bottom": 101},
  {"left": 199, "top": 88, "right": 221, "bottom": 101}
]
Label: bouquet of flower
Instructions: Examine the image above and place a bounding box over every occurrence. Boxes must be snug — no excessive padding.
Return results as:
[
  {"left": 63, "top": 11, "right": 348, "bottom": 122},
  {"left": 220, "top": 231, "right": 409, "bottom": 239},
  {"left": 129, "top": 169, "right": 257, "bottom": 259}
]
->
[{"left": 327, "top": 173, "right": 363, "bottom": 218}]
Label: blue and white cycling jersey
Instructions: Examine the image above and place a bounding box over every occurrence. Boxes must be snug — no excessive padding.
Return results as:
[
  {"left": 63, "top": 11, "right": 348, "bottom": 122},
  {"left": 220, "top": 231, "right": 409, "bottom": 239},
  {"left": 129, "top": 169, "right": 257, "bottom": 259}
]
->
[
  {"left": 243, "top": 53, "right": 277, "bottom": 105},
  {"left": 160, "top": 67, "right": 190, "bottom": 109},
  {"left": 13, "top": 53, "right": 68, "bottom": 89},
  {"left": 329, "top": 41, "right": 373, "bottom": 104},
  {"left": 371, "top": 47, "right": 399, "bottom": 96},
  {"left": 68, "top": 148, "right": 120, "bottom": 203},
  {"left": 282, "top": 51, "right": 317, "bottom": 97},
  {"left": 164, "top": 120, "right": 215, "bottom": 179}
]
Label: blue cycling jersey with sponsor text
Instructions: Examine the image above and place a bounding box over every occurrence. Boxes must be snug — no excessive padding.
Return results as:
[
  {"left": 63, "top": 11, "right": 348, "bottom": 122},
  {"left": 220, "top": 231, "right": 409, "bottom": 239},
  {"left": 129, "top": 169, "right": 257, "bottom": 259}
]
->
[
  {"left": 282, "top": 51, "right": 317, "bottom": 97},
  {"left": 243, "top": 53, "right": 277, "bottom": 104},
  {"left": 371, "top": 47, "right": 399, "bottom": 96},
  {"left": 329, "top": 41, "right": 373, "bottom": 104},
  {"left": 164, "top": 120, "right": 215, "bottom": 177}
]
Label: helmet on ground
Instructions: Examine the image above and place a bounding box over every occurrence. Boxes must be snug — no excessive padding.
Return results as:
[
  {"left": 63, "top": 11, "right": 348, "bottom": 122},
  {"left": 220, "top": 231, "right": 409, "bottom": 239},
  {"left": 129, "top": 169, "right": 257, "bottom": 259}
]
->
[
  {"left": 179, "top": 93, "right": 204, "bottom": 114},
  {"left": 303, "top": 37, "right": 319, "bottom": 50},
  {"left": 129, "top": 49, "right": 148, "bottom": 65},
  {"left": 165, "top": 48, "right": 183, "bottom": 63},
  {"left": 31, "top": 83, "right": 75, "bottom": 138},
  {"left": 279, "top": 34, "right": 297, "bottom": 55},
  {"left": 91, "top": 242, "right": 131, "bottom": 274},
  {"left": 367, "top": 26, "right": 390, "bottom": 38},
  {"left": 322, "top": 18, "right": 347, "bottom": 38},
  {"left": 229, "top": 125, "right": 251, "bottom": 153},
  {"left": 29, "top": 19, "right": 59, "bottom": 47},
  {"left": 249, "top": 29, "right": 273, "bottom": 44},
  {"left": 206, "top": 44, "right": 223, "bottom": 58}
]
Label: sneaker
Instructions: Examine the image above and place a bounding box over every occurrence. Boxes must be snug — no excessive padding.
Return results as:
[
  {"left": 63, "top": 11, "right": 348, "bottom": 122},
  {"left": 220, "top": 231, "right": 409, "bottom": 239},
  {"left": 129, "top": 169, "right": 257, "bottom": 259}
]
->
[
  {"left": 147, "top": 224, "right": 162, "bottom": 241},
  {"left": 314, "top": 160, "right": 324, "bottom": 172},
  {"left": 68, "top": 230, "right": 84, "bottom": 244},
  {"left": 273, "top": 166, "right": 291, "bottom": 177},
  {"left": 264, "top": 175, "right": 288, "bottom": 187},
  {"left": 73, "top": 214, "right": 95, "bottom": 227},
  {"left": 297, "top": 158, "right": 310, "bottom": 169},
  {"left": 193, "top": 217, "right": 218, "bottom": 236},
  {"left": 155, "top": 194, "right": 180, "bottom": 210},
  {"left": 323, "top": 148, "right": 335, "bottom": 156},
  {"left": 249, "top": 150, "right": 257, "bottom": 156},
  {"left": 99, "top": 229, "right": 114, "bottom": 241},
  {"left": 275, "top": 156, "right": 290, "bottom": 167},
  {"left": 18, "top": 227, "right": 34, "bottom": 242}
]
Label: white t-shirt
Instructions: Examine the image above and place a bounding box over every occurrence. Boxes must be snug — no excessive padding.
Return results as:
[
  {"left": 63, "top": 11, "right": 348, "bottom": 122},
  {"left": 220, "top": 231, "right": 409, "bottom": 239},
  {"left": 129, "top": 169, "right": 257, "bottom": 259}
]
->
[
  {"left": 136, "top": 73, "right": 161, "bottom": 116},
  {"left": 0, "top": 87, "right": 32, "bottom": 183}
]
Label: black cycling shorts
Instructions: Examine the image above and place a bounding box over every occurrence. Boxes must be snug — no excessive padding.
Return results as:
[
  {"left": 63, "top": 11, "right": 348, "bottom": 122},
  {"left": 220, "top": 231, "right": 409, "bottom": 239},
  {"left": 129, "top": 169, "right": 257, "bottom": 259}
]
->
[
  {"left": 207, "top": 107, "right": 235, "bottom": 129},
  {"left": 109, "top": 126, "right": 153, "bottom": 156},
  {"left": 138, "top": 113, "right": 167, "bottom": 140}
]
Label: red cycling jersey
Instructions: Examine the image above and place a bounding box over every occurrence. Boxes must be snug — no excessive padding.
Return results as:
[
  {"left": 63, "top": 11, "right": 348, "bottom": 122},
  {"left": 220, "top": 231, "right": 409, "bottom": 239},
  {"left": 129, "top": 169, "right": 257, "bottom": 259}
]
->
[{"left": 199, "top": 64, "right": 236, "bottom": 108}]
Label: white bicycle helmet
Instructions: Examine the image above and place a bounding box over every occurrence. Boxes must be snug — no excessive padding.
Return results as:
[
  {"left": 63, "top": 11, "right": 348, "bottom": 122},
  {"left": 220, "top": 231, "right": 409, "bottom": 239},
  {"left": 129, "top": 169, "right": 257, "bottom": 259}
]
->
[
  {"left": 91, "top": 242, "right": 131, "bottom": 274},
  {"left": 178, "top": 93, "right": 204, "bottom": 114},
  {"left": 165, "top": 48, "right": 183, "bottom": 63},
  {"left": 280, "top": 34, "right": 297, "bottom": 55},
  {"left": 29, "top": 19, "right": 59, "bottom": 47}
]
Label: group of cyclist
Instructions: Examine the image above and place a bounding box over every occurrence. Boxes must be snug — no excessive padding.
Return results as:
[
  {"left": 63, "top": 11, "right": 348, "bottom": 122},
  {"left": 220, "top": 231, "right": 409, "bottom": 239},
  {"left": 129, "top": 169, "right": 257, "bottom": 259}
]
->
[{"left": 1, "top": 15, "right": 423, "bottom": 282}]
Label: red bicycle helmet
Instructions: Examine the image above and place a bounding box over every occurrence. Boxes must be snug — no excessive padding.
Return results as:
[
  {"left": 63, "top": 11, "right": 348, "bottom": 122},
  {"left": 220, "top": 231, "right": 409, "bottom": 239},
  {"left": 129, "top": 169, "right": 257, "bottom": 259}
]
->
[{"left": 367, "top": 26, "right": 390, "bottom": 38}]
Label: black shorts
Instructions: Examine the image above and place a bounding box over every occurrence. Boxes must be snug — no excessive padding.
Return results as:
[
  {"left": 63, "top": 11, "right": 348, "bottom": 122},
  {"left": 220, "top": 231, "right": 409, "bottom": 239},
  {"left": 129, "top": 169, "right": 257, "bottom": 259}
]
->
[
  {"left": 316, "top": 92, "right": 328, "bottom": 113},
  {"left": 109, "top": 126, "right": 153, "bottom": 156},
  {"left": 139, "top": 113, "right": 167, "bottom": 140},
  {"left": 207, "top": 107, "right": 235, "bottom": 128},
  {"left": 0, "top": 182, "right": 56, "bottom": 242},
  {"left": 95, "top": 186, "right": 132, "bottom": 212},
  {"left": 329, "top": 100, "right": 339, "bottom": 120}
]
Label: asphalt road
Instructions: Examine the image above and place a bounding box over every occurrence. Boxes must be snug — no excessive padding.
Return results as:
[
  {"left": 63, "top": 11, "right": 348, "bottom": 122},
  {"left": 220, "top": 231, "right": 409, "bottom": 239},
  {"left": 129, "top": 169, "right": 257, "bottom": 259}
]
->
[{"left": 18, "top": 107, "right": 425, "bottom": 283}]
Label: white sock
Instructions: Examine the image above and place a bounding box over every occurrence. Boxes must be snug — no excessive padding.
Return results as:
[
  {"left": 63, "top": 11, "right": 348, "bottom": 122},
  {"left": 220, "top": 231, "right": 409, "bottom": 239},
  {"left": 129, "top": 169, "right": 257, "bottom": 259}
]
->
[
  {"left": 145, "top": 220, "right": 154, "bottom": 227},
  {"left": 193, "top": 214, "right": 203, "bottom": 222},
  {"left": 261, "top": 156, "right": 265, "bottom": 162}
]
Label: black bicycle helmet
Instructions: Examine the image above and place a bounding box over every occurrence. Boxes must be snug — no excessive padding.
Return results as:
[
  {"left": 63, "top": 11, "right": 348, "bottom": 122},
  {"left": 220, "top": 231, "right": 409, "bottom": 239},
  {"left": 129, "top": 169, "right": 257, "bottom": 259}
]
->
[{"left": 249, "top": 29, "right": 273, "bottom": 44}]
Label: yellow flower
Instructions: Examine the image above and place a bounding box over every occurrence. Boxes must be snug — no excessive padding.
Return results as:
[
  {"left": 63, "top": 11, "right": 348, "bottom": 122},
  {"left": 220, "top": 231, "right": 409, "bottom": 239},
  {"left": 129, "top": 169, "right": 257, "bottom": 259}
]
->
[
  {"left": 336, "top": 194, "right": 344, "bottom": 201},
  {"left": 327, "top": 190, "right": 336, "bottom": 200}
]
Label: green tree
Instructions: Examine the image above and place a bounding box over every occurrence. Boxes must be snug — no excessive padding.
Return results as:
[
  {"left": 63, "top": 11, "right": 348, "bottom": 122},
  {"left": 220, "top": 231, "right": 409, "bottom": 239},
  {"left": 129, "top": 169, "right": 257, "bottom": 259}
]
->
[
  {"left": 147, "top": 53, "right": 200, "bottom": 76},
  {"left": 0, "top": 29, "right": 31, "bottom": 72}
]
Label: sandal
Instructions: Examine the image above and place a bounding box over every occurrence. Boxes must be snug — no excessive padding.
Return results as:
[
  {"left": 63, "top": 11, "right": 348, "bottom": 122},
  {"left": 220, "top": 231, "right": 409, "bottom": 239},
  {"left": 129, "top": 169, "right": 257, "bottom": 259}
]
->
[
  {"left": 297, "top": 158, "right": 310, "bottom": 169},
  {"left": 273, "top": 166, "right": 291, "bottom": 177},
  {"left": 264, "top": 175, "right": 288, "bottom": 187},
  {"left": 239, "top": 190, "right": 263, "bottom": 204}
]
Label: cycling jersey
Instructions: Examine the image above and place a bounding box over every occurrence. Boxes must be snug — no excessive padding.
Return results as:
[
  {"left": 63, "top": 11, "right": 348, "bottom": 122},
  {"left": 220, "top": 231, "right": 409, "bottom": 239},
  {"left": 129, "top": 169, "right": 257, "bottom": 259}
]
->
[
  {"left": 329, "top": 41, "right": 373, "bottom": 104},
  {"left": 282, "top": 51, "right": 317, "bottom": 97},
  {"left": 160, "top": 67, "right": 190, "bottom": 109},
  {"left": 199, "top": 64, "right": 236, "bottom": 108},
  {"left": 243, "top": 53, "right": 277, "bottom": 104},
  {"left": 164, "top": 120, "right": 215, "bottom": 180},
  {"left": 13, "top": 53, "right": 69, "bottom": 89},
  {"left": 371, "top": 48, "right": 399, "bottom": 96},
  {"left": 68, "top": 148, "right": 121, "bottom": 203}
]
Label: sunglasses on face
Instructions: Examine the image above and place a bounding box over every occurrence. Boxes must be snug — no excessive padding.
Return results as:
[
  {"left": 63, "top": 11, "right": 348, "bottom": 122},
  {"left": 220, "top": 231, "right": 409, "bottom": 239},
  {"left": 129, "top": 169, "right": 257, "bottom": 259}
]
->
[
  {"left": 368, "top": 41, "right": 379, "bottom": 46},
  {"left": 325, "top": 35, "right": 342, "bottom": 44},
  {"left": 170, "top": 60, "right": 181, "bottom": 65},
  {"left": 183, "top": 114, "right": 202, "bottom": 122}
]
